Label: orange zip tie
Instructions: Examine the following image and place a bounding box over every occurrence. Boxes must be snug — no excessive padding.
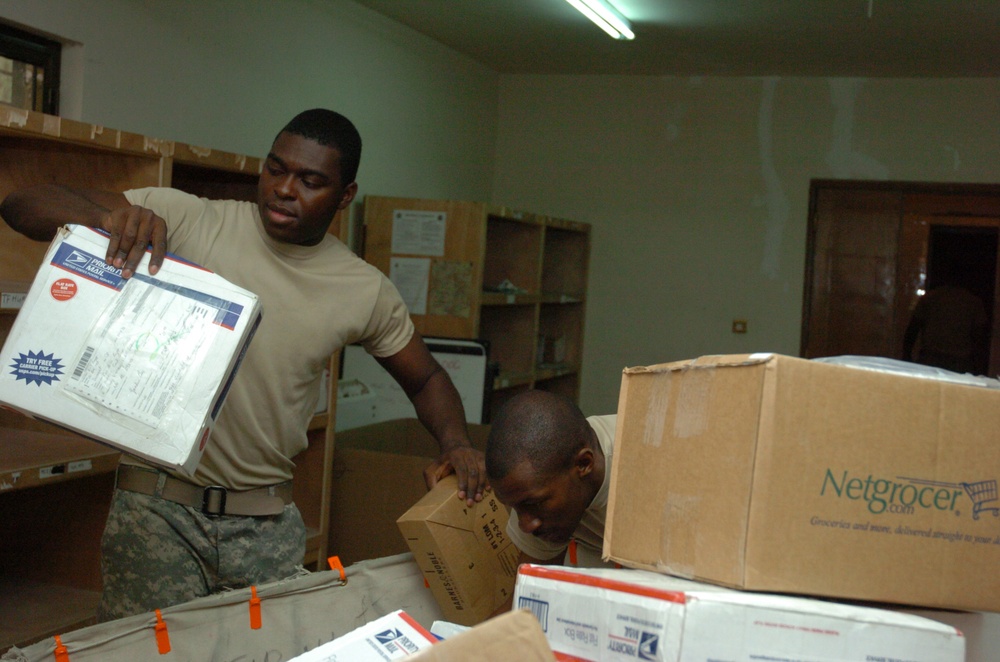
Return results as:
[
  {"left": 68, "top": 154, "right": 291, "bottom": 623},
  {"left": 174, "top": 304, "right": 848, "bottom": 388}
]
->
[
  {"left": 249, "top": 585, "right": 262, "bottom": 630},
  {"left": 424, "top": 577, "right": 430, "bottom": 588},
  {"left": 154, "top": 609, "right": 171, "bottom": 655},
  {"left": 53, "top": 634, "right": 69, "bottom": 662},
  {"left": 568, "top": 539, "right": 578, "bottom": 565},
  {"left": 327, "top": 556, "right": 346, "bottom": 582}
]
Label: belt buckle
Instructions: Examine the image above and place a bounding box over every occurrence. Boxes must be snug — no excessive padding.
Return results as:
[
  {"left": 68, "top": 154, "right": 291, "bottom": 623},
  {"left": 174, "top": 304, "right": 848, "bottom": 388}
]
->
[{"left": 202, "top": 485, "right": 228, "bottom": 515}]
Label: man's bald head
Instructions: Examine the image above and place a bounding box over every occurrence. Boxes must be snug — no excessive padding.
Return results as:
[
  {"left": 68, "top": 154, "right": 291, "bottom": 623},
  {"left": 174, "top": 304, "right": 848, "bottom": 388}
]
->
[{"left": 485, "top": 390, "right": 592, "bottom": 481}]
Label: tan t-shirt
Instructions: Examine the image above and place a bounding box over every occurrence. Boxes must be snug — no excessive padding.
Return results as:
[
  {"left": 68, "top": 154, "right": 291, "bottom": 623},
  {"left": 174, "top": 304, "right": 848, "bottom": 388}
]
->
[
  {"left": 506, "top": 414, "right": 617, "bottom": 561},
  {"left": 123, "top": 188, "right": 414, "bottom": 488}
]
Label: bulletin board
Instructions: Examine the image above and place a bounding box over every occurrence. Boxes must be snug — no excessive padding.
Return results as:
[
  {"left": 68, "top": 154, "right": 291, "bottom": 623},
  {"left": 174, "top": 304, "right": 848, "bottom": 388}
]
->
[{"left": 336, "top": 338, "right": 490, "bottom": 431}]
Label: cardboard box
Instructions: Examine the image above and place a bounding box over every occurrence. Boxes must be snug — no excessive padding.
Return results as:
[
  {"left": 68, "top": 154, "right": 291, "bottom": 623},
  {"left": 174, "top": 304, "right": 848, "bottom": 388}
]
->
[
  {"left": 397, "top": 474, "right": 520, "bottom": 626},
  {"left": 288, "top": 609, "right": 436, "bottom": 661},
  {"left": 514, "top": 564, "right": 965, "bottom": 662},
  {"left": 412, "top": 610, "right": 555, "bottom": 662},
  {"left": 0, "top": 225, "right": 260, "bottom": 475},
  {"left": 605, "top": 353, "right": 1000, "bottom": 612},
  {"left": 327, "top": 418, "right": 489, "bottom": 566}
]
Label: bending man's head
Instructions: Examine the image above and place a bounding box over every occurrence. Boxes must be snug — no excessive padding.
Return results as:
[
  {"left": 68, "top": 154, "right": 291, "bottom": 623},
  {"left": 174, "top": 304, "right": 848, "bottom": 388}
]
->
[{"left": 486, "top": 390, "right": 603, "bottom": 545}]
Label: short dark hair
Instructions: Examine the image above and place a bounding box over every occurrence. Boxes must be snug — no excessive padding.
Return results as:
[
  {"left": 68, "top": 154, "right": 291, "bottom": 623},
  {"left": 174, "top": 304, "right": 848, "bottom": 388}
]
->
[
  {"left": 278, "top": 108, "right": 362, "bottom": 184},
  {"left": 486, "top": 390, "right": 592, "bottom": 481}
]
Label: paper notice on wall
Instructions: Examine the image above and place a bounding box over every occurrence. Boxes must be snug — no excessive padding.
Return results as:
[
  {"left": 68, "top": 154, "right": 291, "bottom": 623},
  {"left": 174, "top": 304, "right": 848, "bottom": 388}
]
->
[
  {"left": 390, "top": 257, "right": 430, "bottom": 315},
  {"left": 391, "top": 209, "right": 446, "bottom": 256},
  {"left": 429, "top": 260, "right": 473, "bottom": 318}
]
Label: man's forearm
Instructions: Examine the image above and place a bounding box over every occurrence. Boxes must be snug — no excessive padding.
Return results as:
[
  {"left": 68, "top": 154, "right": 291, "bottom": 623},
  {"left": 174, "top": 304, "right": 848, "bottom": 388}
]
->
[
  {"left": 0, "top": 185, "right": 116, "bottom": 240},
  {"left": 410, "top": 366, "right": 471, "bottom": 452}
]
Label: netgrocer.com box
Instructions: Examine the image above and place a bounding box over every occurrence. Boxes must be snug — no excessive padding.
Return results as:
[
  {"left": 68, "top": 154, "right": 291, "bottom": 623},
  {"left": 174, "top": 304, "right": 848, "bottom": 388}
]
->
[
  {"left": 605, "top": 353, "right": 1000, "bottom": 612},
  {"left": 0, "top": 224, "right": 261, "bottom": 476}
]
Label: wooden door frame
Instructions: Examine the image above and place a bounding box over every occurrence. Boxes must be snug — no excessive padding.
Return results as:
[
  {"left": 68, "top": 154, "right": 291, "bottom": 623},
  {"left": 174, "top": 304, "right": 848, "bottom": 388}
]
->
[{"left": 804, "top": 179, "right": 1000, "bottom": 375}]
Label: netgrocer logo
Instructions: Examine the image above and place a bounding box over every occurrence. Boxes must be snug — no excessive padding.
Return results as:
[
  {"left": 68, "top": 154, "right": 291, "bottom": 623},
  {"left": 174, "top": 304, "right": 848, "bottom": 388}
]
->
[{"left": 821, "top": 469, "right": 1000, "bottom": 519}]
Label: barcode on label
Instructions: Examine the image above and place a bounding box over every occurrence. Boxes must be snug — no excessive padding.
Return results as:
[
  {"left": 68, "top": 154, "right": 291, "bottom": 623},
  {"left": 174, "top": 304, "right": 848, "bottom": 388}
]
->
[
  {"left": 73, "top": 346, "right": 95, "bottom": 378},
  {"left": 517, "top": 597, "right": 549, "bottom": 632}
]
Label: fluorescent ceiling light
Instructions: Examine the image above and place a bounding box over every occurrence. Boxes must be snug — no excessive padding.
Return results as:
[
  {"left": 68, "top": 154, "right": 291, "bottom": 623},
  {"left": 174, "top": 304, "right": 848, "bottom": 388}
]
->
[{"left": 564, "top": 0, "right": 635, "bottom": 40}]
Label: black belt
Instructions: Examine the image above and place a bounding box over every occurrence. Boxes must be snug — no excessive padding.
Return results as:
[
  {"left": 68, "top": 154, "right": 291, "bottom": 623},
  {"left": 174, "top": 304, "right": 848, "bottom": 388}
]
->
[{"left": 115, "top": 465, "right": 293, "bottom": 516}]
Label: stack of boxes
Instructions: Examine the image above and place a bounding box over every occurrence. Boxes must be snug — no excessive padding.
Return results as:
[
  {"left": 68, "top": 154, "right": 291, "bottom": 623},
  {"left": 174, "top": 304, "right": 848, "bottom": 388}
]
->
[
  {"left": 604, "top": 353, "right": 999, "bottom": 613},
  {"left": 508, "top": 353, "right": 1000, "bottom": 660}
]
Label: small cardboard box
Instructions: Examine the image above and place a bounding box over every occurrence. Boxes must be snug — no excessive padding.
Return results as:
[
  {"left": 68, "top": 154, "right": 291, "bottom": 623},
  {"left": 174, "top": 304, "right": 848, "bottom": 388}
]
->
[
  {"left": 605, "top": 353, "right": 1000, "bottom": 612},
  {"left": 327, "top": 418, "right": 489, "bottom": 566},
  {"left": 397, "top": 474, "right": 520, "bottom": 626},
  {"left": 0, "top": 225, "right": 261, "bottom": 475},
  {"left": 513, "top": 564, "right": 965, "bottom": 662}
]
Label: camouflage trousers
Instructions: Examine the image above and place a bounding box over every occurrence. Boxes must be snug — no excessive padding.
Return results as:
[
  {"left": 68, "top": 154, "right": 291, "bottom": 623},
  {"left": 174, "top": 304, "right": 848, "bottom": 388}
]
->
[{"left": 97, "top": 487, "right": 308, "bottom": 622}]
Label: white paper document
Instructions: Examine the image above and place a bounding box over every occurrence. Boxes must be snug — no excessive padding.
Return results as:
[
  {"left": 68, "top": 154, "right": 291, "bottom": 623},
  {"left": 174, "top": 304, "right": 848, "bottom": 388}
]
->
[
  {"left": 390, "top": 257, "right": 430, "bottom": 315},
  {"left": 391, "top": 209, "right": 446, "bottom": 256}
]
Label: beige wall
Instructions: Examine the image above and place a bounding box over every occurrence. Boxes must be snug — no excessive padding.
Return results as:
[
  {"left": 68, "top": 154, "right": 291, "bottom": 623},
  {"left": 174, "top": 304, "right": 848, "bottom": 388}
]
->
[
  {"left": 493, "top": 76, "right": 1000, "bottom": 413},
  {"left": 0, "top": 0, "right": 500, "bottom": 204}
]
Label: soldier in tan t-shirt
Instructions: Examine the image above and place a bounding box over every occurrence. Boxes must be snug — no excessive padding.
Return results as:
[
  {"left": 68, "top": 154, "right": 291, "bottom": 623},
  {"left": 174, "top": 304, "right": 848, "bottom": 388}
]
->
[{"left": 0, "top": 109, "right": 487, "bottom": 620}]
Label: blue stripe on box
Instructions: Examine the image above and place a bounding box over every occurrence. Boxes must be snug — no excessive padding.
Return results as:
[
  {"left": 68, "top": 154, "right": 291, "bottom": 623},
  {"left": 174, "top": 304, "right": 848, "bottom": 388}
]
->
[
  {"left": 52, "top": 243, "right": 127, "bottom": 290},
  {"left": 52, "top": 236, "right": 246, "bottom": 330}
]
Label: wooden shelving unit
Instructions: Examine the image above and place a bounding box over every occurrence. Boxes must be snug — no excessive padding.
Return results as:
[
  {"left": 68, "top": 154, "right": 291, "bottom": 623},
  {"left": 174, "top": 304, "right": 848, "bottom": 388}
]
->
[
  {"left": 0, "top": 108, "right": 337, "bottom": 650},
  {"left": 361, "top": 195, "right": 591, "bottom": 415},
  {"left": 0, "top": 430, "right": 118, "bottom": 648}
]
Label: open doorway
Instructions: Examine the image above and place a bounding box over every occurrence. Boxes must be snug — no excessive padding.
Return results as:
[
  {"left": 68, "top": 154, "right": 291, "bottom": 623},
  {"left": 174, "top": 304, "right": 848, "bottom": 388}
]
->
[
  {"left": 926, "top": 226, "right": 997, "bottom": 304},
  {"left": 803, "top": 180, "right": 1000, "bottom": 378},
  {"left": 904, "top": 226, "right": 997, "bottom": 375}
]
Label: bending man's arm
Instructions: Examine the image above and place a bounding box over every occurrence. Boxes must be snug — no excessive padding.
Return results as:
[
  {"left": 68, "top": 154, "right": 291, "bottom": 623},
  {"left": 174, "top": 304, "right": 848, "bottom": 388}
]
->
[
  {"left": 0, "top": 184, "right": 168, "bottom": 277},
  {"left": 377, "top": 333, "right": 488, "bottom": 506}
]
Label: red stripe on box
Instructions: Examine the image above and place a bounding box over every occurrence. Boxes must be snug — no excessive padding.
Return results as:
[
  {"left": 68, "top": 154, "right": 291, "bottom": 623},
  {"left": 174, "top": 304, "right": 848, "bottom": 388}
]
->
[{"left": 518, "top": 565, "right": 688, "bottom": 604}]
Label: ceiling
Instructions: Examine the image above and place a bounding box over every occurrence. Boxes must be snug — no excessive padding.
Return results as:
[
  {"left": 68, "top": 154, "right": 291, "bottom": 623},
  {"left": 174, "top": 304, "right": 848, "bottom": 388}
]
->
[{"left": 352, "top": 0, "right": 1000, "bottom": 77}]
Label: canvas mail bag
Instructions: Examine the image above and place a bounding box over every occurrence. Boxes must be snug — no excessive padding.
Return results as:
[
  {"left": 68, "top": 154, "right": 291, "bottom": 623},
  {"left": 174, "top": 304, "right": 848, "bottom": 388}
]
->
[{"left": 3, "top": 553, "right": 443, "bottom": 662}]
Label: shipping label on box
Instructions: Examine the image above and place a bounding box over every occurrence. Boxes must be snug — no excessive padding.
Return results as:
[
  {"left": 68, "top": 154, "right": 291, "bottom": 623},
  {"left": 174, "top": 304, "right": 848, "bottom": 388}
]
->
[
  {"left": 605, "top": 353, "right": 1000, "bottom": 612},
  {"left": 0, "top": 225, "right": 261, "bottom": 475},
  {"left": 514, "top": 564, "right": 964, "bottom": 662},
  {"left": 398, "top": 474, "right": 520, "bottom": 626}
]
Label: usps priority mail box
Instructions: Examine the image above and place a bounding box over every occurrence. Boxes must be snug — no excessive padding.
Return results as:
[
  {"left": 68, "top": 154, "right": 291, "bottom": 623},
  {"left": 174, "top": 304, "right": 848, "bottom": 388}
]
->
[
  {"left": 0, "top": 225, "right": 261, "bottom": 475},
  {"left": 288, "top": 610, "right": 436, "bottom": 661},
  {"left": 514, "top": 564, "right": 965, "bottom": 662}
]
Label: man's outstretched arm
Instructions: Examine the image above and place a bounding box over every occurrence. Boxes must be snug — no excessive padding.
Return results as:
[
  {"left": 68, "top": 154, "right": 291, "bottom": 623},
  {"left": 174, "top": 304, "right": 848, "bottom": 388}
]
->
[{"left": 1, "top": 184, "right": 167, "bottom": 277}]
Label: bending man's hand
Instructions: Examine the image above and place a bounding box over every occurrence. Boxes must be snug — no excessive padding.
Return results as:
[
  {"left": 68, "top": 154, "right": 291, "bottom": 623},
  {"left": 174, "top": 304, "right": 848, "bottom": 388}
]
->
[
  {"left": 101, "top": 204, "right": 168, "bottom": 278},
  {"left": 424, "top": 446, "right": 489, "bottom": 507}
]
